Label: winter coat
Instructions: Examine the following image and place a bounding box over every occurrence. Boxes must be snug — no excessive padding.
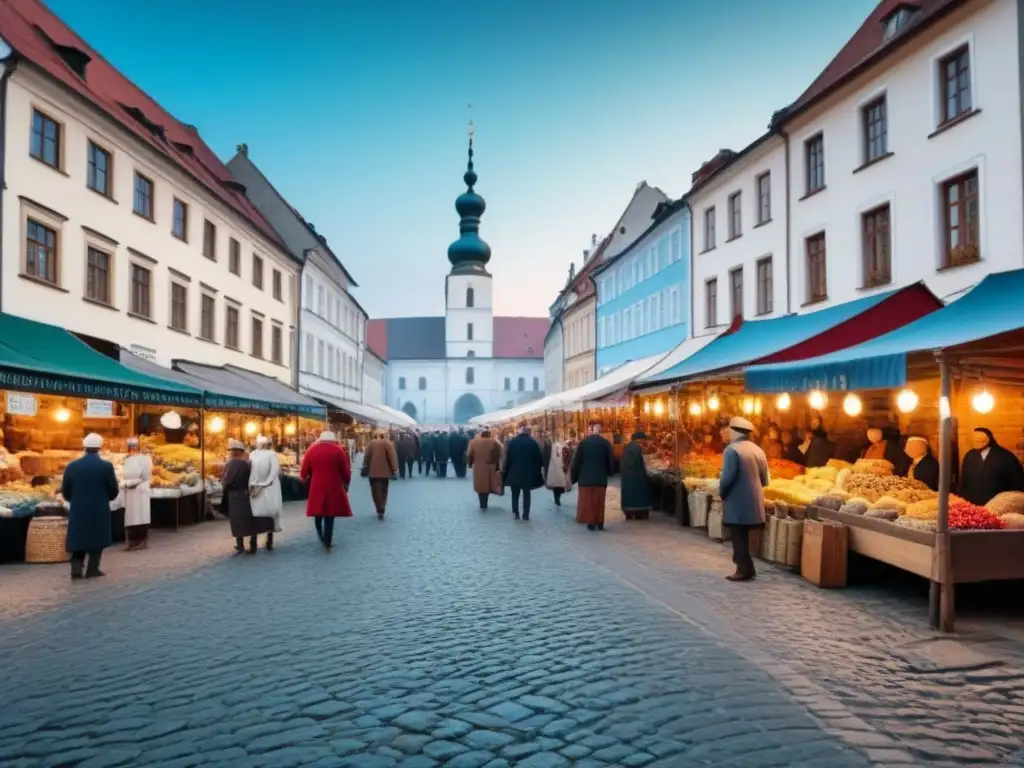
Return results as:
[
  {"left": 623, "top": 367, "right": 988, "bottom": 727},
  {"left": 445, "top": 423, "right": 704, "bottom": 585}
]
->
[
  {"left": 363, "top": 438, "right": 399, "bottom": 479},
  {"left": 502, "top": 433, "right": 544, "bottom": 490},
  {"left": 718, "top": 437, "right": 769, "bottom": 526},
  {"left": 960, "top": 440, "right": 1024, "bottom": 506},
  {"left": 249, "top": 449, "right": 283, "bottom": 532},
  {"left": 620, "top": 442, "right": 652, "bottom": 511},
  {"left": 301, "top": 441, "right": 353, "bottom": 517},
  {"left": 62, "top": 452, "right": 119, "bottom": 552},
  {"left": 543, "top": 441, "right": 571, "bottom": 491},
  {"left": 570, "top": 434, "right": 614, "bottom": 488},
  {"left": 468, "top": 436, "right": 502, "bottom": 495},
  {"left": 121, "top": 453, "right": 152, "bottom": 528}
]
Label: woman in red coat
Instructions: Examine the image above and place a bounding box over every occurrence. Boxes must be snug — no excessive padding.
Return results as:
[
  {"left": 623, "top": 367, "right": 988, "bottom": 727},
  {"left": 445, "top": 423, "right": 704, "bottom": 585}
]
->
[{"left": 300, "top": 430, "right": 353, "bottom": 550}]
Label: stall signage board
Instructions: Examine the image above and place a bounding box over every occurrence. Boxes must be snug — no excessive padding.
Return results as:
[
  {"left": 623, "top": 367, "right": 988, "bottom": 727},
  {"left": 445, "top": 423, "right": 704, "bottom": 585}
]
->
[
  {"left": 85, "top": 399, "right": 114, "bottom": 417},
  {"left": 6, "top": 392, "right": 37, "bottom": 416},
  {"left": 129, "top": 344, "right": 157, "bottom": 362}
]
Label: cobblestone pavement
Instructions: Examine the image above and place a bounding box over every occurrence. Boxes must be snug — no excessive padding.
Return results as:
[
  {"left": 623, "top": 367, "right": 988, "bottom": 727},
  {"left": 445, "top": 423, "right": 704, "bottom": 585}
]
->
[{"left": 0, "top": 476, "right": 1020, "bottom": 767}]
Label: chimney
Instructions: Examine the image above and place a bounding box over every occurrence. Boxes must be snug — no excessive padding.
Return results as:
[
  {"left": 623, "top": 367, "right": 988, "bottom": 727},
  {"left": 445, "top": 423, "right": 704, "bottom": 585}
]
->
[
  {"left": 236, "top": 143, "right": 249, "bottom": 156},
  {"left": 691, "top": 149, "right": 736, "bottom": 187},
  {"left": 591, "top": 234, "right": 598, "bottom": 247}
]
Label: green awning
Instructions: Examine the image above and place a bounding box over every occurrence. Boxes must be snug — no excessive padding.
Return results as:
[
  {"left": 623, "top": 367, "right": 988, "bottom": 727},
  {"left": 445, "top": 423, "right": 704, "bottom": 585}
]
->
[{"left": 0, "top": 313, "right": 203, "bottom": 407}]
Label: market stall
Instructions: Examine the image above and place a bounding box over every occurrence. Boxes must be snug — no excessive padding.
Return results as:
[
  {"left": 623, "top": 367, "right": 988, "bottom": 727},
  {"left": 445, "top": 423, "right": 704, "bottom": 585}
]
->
[
  {"left": 743, "top": 268, "right": 1024, "bottom": 630},
  {"left": 0, "top": 314, "right": 202, "bottom": 562}
]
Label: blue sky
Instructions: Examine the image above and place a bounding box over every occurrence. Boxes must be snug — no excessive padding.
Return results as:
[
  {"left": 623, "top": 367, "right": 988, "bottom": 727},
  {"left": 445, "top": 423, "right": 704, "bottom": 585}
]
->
[{"left": 49, "top": 0, "right": 876, "bottom": 319}]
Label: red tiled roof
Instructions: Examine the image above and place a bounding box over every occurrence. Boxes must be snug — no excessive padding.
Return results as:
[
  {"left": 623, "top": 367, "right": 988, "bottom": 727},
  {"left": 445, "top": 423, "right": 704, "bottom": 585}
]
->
[
  {"left": 1, "top": 0, "right": 289, "bottom": 255},
  {"left": 366, "top": 319, "right": 388, "bottom": 360},
  {"left": 493, "top": 317, "right": 548, "bottom": 359},
  {"left": 787, "top": 0, "right": 964, "bottom": 117}
]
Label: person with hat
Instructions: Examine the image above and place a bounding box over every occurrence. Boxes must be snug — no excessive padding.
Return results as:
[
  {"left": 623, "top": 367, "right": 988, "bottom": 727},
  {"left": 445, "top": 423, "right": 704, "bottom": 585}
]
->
[
  {"left": 718, "top": 416, "right": 769, "bottom": 582},
  {"left": 542, "top": 432, "right": 572, "bottom": 506},
  {"left": 61, "top": 433, "right": 120, "bottom": 578},
  {"left": 570, "top": 422, "right": 615, "bottom": 531},
  {"left": 121, "top": 436, "right": 152, "bottom": 550},
  {"left": 620, "top": 431, "right": 653, "bottom": 520},
  {"left": 300, "top": 430, "right": 353, "bottom": 549},
  {"left": 223, "top": 439, "right": 274, "bottom": 554},
  {"left": 249, "top": 435, "right": 284, "bottom": 543}
]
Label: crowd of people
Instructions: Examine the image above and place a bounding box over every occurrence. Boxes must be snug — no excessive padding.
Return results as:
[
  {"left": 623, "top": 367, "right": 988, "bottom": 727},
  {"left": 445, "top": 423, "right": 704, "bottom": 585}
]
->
[{"left": 59, "top": 422, "right": 669, "bottom": 580}]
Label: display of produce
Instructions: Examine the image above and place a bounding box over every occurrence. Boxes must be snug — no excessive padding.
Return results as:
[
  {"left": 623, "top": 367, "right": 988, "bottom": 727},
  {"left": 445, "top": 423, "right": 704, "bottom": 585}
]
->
[
  {"left": 679, "top": 452, "right": 723, "bottom": 479},
  {"left": 768, "top": 458, "right": 804, "bottom": 479},
  {"left": 985, "top": 492, "right": 1024, "bottom": 518},
  {"left": 948, "top": 500, "right": 1005, "bottom": 530}
]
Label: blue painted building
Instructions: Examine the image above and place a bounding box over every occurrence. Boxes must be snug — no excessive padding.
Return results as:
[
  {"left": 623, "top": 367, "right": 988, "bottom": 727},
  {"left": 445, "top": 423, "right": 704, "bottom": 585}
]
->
[{"left": 593, "top": 201, "right": 690, "bottom": 377}]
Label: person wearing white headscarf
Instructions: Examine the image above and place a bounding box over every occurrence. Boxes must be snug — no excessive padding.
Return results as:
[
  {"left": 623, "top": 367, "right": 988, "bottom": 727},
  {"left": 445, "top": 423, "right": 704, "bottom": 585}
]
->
[
  {"left": 249, "top": 435, "right": 283, "bottom": 542},
  {"left": 62, "top": 433, "right": 119, "bottom": 579},
  {"left": 122, "top": 436, "right": 152, "bottom": 551}
]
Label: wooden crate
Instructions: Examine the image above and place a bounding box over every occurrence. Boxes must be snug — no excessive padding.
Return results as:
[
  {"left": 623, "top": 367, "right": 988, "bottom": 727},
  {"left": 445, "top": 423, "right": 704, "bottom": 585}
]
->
[{"left": 801, "top": 518, "right": 849, "bottom": 588}]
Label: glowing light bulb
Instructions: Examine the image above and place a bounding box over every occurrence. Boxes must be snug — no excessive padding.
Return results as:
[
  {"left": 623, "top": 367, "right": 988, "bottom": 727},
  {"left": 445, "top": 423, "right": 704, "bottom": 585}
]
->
[
  {"left": 754, "top": 398, "right": 763, "bottom": 415},
  {"left": 643, "top": 400, "right": 652, "bottom": 415},
  {"left": 285, "top": 423, "right": 297, "bottom": 436},
  {"left": 689, "top": 401, "right": 702, "bottom": 417},
  {"left": 776, "top": 393, "right": 791, "bottom": 411},
  {"left": 707, "top": 395, "right": 720, "bottom": 411},
  {"left": 742, "top": 397, "right": 755, "bottom": 415},
  {"left": 842, "top": 393, "right": 862, "bottom": 417},
  {"left": 808, "top": 390, "right": 827, "bottom": 411},
  {"left": 653, "top": 400, "right": 665, "bottom": 417},
  {"left": 971, "top": 389, "right": 994, "bottom": 414},
  {"left": 53, "top": 407, "right": 70, "bottom": 423},
  {"left": 896, "top": 388, "right": 918, "bottom": 414},
  {"left": 208, "top": 416, "right": 226, "bottom": 434}
]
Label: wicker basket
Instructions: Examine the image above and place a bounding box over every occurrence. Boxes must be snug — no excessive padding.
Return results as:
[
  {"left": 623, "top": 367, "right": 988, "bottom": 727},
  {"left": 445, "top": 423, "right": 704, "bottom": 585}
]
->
[{"left": 24, "top": 516, "right": 69, "bottom": 563}]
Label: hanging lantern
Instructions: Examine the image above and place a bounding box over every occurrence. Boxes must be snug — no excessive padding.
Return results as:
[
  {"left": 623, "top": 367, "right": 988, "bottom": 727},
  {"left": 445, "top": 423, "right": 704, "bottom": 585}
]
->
[
  {"left": 776, "top": 393, "right": 791, "bottom": 411},
  {"left": 741, "top": 396, "right": 755, "bottom": 415},
  {"left": 896, "top": 388, "right": 918, "bottom": 414},
  {"left": 808, "top": 390, "right": 827, "bottom": 410},
  {"left": 208, "top": 416, "right": 226, "bottom": 433},
  {"left": 285, "top": 423, "right": 297, "bottom": 436},
  {"left": 53, "top": 406, "right": 71, "bottom": 423},
  {"left": 653, "top": 400, "right": 665, "bottom": 417},
  {"left": 707, "top": 394, "right": 720, "bottom": 411},
  {"left": 971, "top": 389, "right": 994, "bottom": 414},
  {"left": 688, "top": 401, "right": 702, "bottom": 417},
  {"left": 160, "top": 410, "right": 182, "bottom": 430},
  {"left": 842, "top": 393, "right": 862, "bottom": 417}
]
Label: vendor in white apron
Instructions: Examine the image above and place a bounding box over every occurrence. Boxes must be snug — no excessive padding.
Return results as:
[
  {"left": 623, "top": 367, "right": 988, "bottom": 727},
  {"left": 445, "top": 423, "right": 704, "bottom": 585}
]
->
[{"left": 122, "top": 437, "right": 152, "bottom": 550}]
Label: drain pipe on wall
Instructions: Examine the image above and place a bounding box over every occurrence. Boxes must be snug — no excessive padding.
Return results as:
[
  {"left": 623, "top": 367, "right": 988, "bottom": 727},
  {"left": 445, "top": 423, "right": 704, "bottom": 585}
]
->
[
  {"left": 0, "top": 42, "right": 18, "bottom": 314},
  {"left": 780, "top": 127, "right": 793, "bottom": 316}
]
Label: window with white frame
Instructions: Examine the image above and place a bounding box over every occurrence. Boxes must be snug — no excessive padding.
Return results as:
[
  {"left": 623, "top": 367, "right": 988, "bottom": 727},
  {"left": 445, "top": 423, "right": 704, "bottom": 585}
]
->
[{"left": 670, "top": 229, "right": 681, "bottom": 264}]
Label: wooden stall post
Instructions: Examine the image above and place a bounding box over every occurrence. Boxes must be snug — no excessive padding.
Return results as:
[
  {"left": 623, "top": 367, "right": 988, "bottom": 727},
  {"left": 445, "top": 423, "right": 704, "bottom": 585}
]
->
[
  {"left": 931, "top": 353, "right": 956, "bottom": 632},
  {"left": 672, "top": 384, "right": 684, "bottom": 524}
]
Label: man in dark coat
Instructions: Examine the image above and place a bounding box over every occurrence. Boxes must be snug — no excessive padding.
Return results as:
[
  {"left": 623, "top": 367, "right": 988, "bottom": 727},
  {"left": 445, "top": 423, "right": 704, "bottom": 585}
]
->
[
  {"left": 61, "top": 433, "right": 120, "bottom": 579},
  {"left": 450, "top": 429, "right": 470, "bottom": 478},
  {"left": 420, "top": 432, "right": 435, "bottom": 476},
  {"left": 397, "top": 431, "right": 417, "bottom": 479},
  {"left": 502, "top": 425, "right": 544, "bottom": 520},
  {"left": 571, "top": 423, "right": 615, "bottom": 531},
  {"left": 960, "top": 427, "right": 1024, "bottom": 505},
  {"left": 620, "top": 432, "right": 653, "bottom": 520},
  {"left": 435, "top": 431, "right": 451, "bottom": 478}
]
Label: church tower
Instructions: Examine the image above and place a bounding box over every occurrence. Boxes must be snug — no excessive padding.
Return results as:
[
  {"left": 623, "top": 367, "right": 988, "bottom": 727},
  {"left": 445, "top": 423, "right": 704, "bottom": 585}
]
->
[{"left": 445, "top": 121, "right": 494, "bottom": 359}]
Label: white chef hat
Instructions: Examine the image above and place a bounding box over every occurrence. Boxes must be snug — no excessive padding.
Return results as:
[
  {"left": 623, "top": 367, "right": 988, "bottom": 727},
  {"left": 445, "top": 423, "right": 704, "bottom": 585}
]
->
[
  {"left": 729, "top": 416, "right": 755, "bottom": 433},
  {"left": 318, "top": 430, "right": 338, "bottom": 442},
  {"left": 255, "top": 435, "right": 271, "bottom": 448},
  {"left": 227, "top": 439, "right": 245, "bottom": 451},
  {"left": 83, "top": 433, "right": 104, "bottom": 449}
]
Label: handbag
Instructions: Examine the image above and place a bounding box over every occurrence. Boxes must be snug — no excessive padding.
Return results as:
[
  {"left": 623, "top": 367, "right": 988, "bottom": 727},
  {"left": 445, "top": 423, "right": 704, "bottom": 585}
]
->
[
  {"left": 249, "top": 485, "right": 265, "bottom": 499},
  {"left": 491, "top": 469, "right": 504, "bottom": 496}
]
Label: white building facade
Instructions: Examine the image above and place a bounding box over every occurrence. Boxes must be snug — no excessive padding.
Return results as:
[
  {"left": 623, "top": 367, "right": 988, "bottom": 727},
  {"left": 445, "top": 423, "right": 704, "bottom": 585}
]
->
[
  {"left": 362, "top": 351, "right": 386, "bottom": 407},
  {"left": 688, "top": 0, "right": 1022, "bottom": 327},
  {"left": 543, "top": 320, "right": 564, "bottom": 395},
  {"left": 689, "top": 138, "right": 789, "bottom": 331},
  {"left": 2, "top": 17, "right": 299, "bottom": 380}
]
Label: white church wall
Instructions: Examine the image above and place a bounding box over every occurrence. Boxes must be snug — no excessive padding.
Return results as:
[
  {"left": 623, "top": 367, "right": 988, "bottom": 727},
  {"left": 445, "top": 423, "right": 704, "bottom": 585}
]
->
[
  {"left": 446, "top": 274, "right": 494, "bottom": 358},
  {"left": 387, "top": 360, "right": 447, "bottom": 424}
]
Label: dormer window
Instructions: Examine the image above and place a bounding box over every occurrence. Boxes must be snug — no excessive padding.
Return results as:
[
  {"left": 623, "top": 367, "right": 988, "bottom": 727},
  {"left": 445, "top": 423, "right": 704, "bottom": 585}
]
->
[{"left": 883, "top": 5, "right": 916, "bottom": 40}]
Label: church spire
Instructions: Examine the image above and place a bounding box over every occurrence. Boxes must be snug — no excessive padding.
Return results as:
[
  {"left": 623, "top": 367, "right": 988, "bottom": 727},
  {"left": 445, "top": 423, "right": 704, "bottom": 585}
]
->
[{"left": 447, "top": 120, "right": 491, "bottom": 272}]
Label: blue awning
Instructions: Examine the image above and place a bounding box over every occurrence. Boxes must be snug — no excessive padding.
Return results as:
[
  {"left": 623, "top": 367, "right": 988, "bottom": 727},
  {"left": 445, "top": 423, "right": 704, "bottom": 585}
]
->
[
  {"left": 637, "top": 290, "right": 898, "bottom": 388},
  {"left": 744, "top": 269, "right": 1024, "bottom": 393}
]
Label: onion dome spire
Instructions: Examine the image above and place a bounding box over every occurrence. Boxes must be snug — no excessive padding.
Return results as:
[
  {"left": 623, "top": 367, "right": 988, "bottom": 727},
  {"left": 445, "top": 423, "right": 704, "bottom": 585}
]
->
[{"left": 447, "top": 120, "right": 491, "bottom": 272}]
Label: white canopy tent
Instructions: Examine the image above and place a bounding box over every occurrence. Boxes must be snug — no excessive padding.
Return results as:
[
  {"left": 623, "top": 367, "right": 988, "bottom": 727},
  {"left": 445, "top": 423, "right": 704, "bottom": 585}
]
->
[
  {"left": 631, "top": 331, "right": 723, "bottom": 393},
  {"left": 374, "top": 402, "right": 418, "bottom": 427}
]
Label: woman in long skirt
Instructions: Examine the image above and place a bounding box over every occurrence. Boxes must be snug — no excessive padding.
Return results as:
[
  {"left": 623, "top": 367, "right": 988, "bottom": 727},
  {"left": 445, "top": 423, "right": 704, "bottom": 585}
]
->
[
  {"left": 249, "top": 435, "right": 283, "bottom": 548},
  {"left": 222, "top": 439, "right": 274, "bottom": 554}
]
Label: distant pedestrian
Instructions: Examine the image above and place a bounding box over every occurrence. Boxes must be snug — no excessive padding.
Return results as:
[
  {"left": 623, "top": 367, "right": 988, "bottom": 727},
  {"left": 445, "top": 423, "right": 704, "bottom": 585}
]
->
[
  {"left": 468, "top": 428, "right": 503, "bottom": 509},
  {"left": 363, "top": 430, "right": 399, "bottom": 519},
  {"left": 300, "top": 431, "right": 353, "bottom": 550},
  {"left": 571, "top": 423, "right": 615, "bottom": 531},
  {"left": 435, "top": 431, "right": 451, "bottom": 478},
  {"left": 620, "top": 432, "right": 653, "bottom": 520},
  {"left": 62, "top": 433, "right": 120, "bottom": 579},
  {"left": 223, "top": 439, "right": 274, "bottom": 555},
  {"left": 502, "top": 424, "right": 544, "bottom": 521},
  {"left": 719, "top": 416, "right": 769, "bottom": 582},
  {"left": 122, "top": 437, "right": 152, "bottom": 551},
  {"left": 421, "top": 432, "right": 435, "bottom": 476},
  {"left": 249, "top": 435, "right": 284, "bottom": 548},
  {"left": 542, "top": 435, "right": 572, "bottom": 506},
  {"left": 397, "top": 431, "right": 417, "bottom": 479},
  {"left": 450, "top": 429, "right": 470, "bottom": 478}
]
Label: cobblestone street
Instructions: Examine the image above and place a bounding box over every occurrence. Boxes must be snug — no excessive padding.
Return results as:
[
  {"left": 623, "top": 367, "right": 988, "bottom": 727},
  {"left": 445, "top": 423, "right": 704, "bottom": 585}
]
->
[{"left": 1, "top": 474, "right": 1023, "bottom": 767}]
